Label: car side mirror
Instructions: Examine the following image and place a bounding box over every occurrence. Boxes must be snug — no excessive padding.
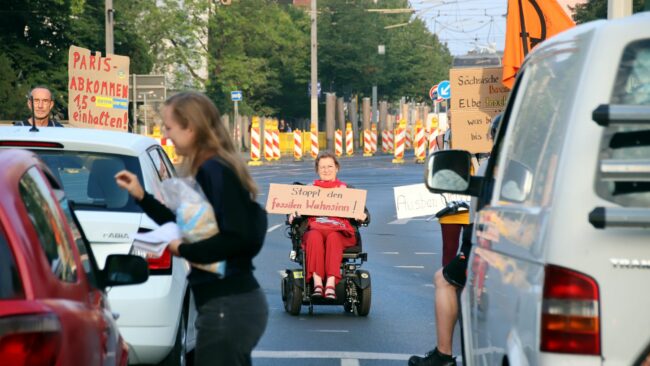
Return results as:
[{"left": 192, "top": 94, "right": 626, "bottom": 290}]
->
[
  {"left": 425, "top": 150, "right": 472, "bottom": 193},
  {"left": 102, "top": 254, "right": 149, "bottom": 287}
]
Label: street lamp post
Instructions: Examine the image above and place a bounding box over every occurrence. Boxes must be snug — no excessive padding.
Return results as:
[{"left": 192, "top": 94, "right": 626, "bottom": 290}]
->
[{"left": 310, "top": 0, "right": 318, "bottom": 131}]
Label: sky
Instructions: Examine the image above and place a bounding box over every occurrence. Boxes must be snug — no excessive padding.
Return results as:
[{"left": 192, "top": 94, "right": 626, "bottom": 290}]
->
[{"left": 409, "top": 0, "right": 583, "bottom": 56}]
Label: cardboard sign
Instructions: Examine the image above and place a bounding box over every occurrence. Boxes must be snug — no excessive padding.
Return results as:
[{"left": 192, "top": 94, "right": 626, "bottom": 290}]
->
[
  {"left": 449, "top": 67, "right": 509, "bottom": 153},
  {"left": 68, "top": 45, "right": 130, "bottom": 131},
  {"left": 450, "top": 109, "right": 502, "bottom": 154},
  {"left": 266, "top": 183, "right": 367, "bottom": 219},
  {"left": 449, "top": 67, "right": 509, "bottom": 112},
  {"left": 394, "top": 183, "right": 470, "bottom": 219}
]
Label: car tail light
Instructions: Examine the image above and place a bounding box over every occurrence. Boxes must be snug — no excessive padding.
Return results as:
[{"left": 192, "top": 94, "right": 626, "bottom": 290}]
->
[
  {"left": 131, "top": 246, "right": 173, "bottom": 274},
  {"left": 0, "top": 314, "right": 62, "bottom": 366},
  {"left": 541, "top": 265, "right": 600, "bottom": 355},
  {"left": 0, "top": 141, "right": 64, "bottom": 148}
]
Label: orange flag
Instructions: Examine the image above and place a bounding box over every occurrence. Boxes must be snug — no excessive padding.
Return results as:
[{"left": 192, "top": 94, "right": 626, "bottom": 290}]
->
[{"left": 502, "top": 0, "right": 575, "bottom": 89}]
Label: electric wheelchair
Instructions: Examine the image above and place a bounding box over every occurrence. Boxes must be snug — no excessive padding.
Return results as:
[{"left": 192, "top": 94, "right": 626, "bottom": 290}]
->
[{"left": 280, "top": 204, "right": 371, "bottom": 316}]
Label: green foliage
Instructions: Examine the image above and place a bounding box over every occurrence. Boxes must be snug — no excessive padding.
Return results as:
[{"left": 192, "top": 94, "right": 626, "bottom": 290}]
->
[{"left": 572, "top": 0, "right": 647, "bottom": 24}]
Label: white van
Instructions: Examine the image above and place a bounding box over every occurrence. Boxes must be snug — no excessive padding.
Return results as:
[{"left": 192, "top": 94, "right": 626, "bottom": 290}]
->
[{"left": 425, "top": 13, "right": 650, "bottom": 366}]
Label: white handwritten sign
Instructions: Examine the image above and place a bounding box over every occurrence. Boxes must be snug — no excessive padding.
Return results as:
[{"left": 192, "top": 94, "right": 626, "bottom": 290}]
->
[
  {"left": 394, "top": 183, "right": 470, "bottom": 219},
  {"left": 266, "top": 183, "right": 367, "bottom": 219}
]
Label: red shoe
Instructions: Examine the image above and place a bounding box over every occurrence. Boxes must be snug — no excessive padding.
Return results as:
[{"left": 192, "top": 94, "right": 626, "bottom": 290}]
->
[
  {"left": 325, "top": 286, "right": 336, "bottom": 300},
  {"left": 311, "top": 285, "right": 323, "bottom": 298}
]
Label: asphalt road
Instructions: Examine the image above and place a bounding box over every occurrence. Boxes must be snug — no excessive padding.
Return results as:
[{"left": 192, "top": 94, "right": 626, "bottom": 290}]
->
[{"left": 248, "top": 153, "right": 463, "bottom": 366}]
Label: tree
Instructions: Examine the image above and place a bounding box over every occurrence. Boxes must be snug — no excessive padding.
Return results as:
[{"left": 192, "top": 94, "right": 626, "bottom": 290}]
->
[{"left": 572, "top": 0, "right": 647, "bottom": 24}]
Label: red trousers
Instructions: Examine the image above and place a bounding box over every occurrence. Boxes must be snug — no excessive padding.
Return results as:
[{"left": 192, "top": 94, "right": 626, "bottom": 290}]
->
[
  {"left": 302, "top": 228, "right": 356, "bottom": 284},
  {"left": 441, "top": 223, "right": 465, "bottom": 267}
]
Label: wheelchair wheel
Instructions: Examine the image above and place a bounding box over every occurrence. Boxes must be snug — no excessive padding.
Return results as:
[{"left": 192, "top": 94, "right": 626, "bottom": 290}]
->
[
  {"left": 283, "top": 275, "right": 302, "bottom": 316},
  {"left": 354, "top": 284, "right": 371, "bottom": 316}
]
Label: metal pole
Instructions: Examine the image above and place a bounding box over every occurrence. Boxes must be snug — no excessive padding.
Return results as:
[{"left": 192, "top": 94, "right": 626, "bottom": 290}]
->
[
  {"left": 234, "top": 100, "right": 240, "bottom": 149},
  {"left": 143, "top": 93, "right": 148, "bottom": 136},
  {"left": 372, "top": 86, "right": 378, "bottom": 124},
  {"left": 105, "top": 0, "right": 114, "bottom": 55},
  {"left": 310, "top": 0, "right": 318, "bottom": 129},
  {"left": 132, "top": 74, "right": 137, "bottom": 133}
]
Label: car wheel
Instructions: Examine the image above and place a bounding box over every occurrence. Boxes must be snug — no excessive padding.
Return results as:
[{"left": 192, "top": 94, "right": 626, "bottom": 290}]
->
[{"left": 159, "top": 312, "right": 187, "bottom": 366}]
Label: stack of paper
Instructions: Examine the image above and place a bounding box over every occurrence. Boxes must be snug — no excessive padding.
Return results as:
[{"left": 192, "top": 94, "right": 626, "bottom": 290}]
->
[{"left": 132, "top": 222, "right": 182, "bottom": 257}]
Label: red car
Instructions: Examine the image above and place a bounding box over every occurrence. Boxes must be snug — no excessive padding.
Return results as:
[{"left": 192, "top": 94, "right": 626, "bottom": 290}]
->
[{"left": 0, "top": 149, "right": 149, "bottom": 366}]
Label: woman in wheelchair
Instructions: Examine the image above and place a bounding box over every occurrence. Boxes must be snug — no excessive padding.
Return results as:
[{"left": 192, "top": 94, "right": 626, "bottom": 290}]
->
[{"left": 288, "top": 152, "right": 369, "bottom": 301}]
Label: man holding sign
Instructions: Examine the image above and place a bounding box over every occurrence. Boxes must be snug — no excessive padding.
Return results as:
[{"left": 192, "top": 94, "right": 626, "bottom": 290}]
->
[{"left": 267, "top": 152, "right": 369, "bottom": 300}]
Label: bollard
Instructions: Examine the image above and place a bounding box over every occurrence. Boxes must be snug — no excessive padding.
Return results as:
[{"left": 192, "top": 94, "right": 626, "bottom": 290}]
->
[
  {"left": 345, "top": 122, "right": 354, "bottom": 157},
  {"left": 248, "top": 117, "right": 263, "bottom": 166},
  {"left": 335, "top": 129, "right": 343, "bottom": 157}
]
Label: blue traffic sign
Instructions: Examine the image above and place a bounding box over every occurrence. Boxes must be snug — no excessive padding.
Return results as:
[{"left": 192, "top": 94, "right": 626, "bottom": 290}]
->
[
  {"left": 438, "top": 80, "right": 451, "bottom": 100},
  {"left": 231, "top": 91, "right": 242, "bottom": 101}
]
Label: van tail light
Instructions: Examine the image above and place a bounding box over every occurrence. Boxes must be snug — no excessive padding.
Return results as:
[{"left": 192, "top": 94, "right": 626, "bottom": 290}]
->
[
  {"left": 541, "top": 265, "right": 600, "bottom": 355},
  {"left": 0, "top": 314, "right": 62, "bottom": 366},
  {"left": 130, "top": 246, "right": 173, "bottom": 275}
]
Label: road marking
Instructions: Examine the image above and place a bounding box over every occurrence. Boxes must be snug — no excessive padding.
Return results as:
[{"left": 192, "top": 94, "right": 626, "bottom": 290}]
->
[
  {"left": 424, "top": 284, "right": 434, "bottom": 288},
  {"left": 388, "top": 218, "right": 429, "bottom": 225},
  {"left": 342, "top": 359, "right": 360, "bottom": 366},
  {"left": 381, "top": 251, "right": 399, "bottom": 255},
  {"left": 415, "top": 252, "right": 436, "bottom": 255},
  {"left": 310, "top": 329, "right": 349, "bottom": 333},
  {"left": 267, "top": 224, "right": 283, "bottom": 233},
  {"left": 252, "top": 350, "right": 411, "bottom": 361},
  {"left": 394, "top": 265, "right": 425, "bottom": 269}
]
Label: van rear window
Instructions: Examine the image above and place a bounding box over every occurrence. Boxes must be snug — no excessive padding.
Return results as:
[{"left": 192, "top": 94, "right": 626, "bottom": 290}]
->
[
  {"left": 597, "top": 39, "right": 650, "bottom": 207},
  {"left": 33, "top": 151, "right": 144, "bottom": 213}
]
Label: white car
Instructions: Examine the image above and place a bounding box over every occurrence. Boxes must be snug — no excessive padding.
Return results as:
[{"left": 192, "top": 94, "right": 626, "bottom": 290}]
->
[
  {"left": 0, "top": 126, "right": 197, "bottom": 365},
  {"left": 425, "top": 13, "right": 650, "bottom": 366}
]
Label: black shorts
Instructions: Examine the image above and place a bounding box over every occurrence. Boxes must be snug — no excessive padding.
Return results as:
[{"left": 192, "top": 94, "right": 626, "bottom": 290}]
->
[{"left": 442, "top": 253, "right": 468, "bottom": 288}]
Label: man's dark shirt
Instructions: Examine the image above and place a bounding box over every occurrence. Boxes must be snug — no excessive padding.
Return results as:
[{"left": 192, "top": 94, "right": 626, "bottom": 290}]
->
[{"left": 14, "top": 118, "right": 64, "bottom": 127}]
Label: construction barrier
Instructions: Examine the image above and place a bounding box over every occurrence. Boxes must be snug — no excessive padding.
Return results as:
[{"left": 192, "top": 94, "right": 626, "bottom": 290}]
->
[
  {"left": 272, "top": 123, "right": 281, "bottom": 161},
  {"left": 363, "top": 129, "right": 372, "bottom": 157},
  {"left": 370, "top": 124, "right": 377, "bottom": 154},
  {"left": 414, "top": 123, "right": 426, "bottom": 164},
  {"left": 310, "top": 123, "right": 319, "bottom": 159},
  {"left": 345, "top": 123, "right": 354, "bottom": 157},
  {"left": 248, "top": 117, "right": 262, "bottom": 166},
  {"left": 264, "top": 123, "right": 274, "bottom": 162},
  {"left": 428, "top": 128, "right": 441, "bottom": 156},
  {"left": 392, "top": 127, "right": 405, "bottom": 164},
  {"left": 293, "top": 129, "right": 303, "bottom": 161},
  {"left": 334, "top": 129, "right": 343, "bottom": 157},
  {"left": 386, "top": 130, "right": 394, "bottom": 153},
  {"left": 405, "top": 126, "right": 413, "bottom": 150},
  {"left": 381, "top": 130, "right": 389, "bottom": 154}
]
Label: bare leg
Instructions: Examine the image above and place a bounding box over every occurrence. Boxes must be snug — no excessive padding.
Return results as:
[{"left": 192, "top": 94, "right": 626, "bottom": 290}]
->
[
  {"left": 313, "top": 273, "right": 323, "bottom": 288},
  {"left": 325, "top": 276, "right": 335, "bottom": 288},
  {"left": 434, "top": 269, "right": 458, "bottom": 355}
]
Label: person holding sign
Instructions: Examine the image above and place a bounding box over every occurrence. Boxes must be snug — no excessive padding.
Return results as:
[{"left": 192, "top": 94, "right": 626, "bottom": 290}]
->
[
  {"left": 115, "top": 92, "right": 268, "bottom": 366},
  {"left": 288, "top": 152, "right": 369, "bottom": 300},
  {"left": 14, "top": 86, "right": 63, "bottom": 127}
]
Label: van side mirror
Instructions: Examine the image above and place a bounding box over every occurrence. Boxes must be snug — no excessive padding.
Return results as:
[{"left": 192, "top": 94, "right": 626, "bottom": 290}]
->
[
  {"left": 425, "top": 150, "right": 472, "bottom": 193},
  {"left": 102, "top": 254, "right": 149, "bottom": 287}
]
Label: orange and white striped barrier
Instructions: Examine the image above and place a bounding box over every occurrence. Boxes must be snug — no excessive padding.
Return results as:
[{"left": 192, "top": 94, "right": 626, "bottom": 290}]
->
[
  {"left": 405, "top": 127, "right": 413, "bottom": 150},
  {"left": 428, "top": 128, "right": 441, "bottom": 156},
  {"left": 363, "top": 130, "right": 372, "bottom": 157},
  {"left": 293, "top": 129, "right": 303, "bottom": 161},
  {"left": 392, "top": 127, "right": 405, "bottom": 164},
  {"left": 387, "top": 130, "right": 394, "bottom": 153},
  {"left": 334, "top": 129, "right": 343, "bottom": 157},
  {"left": 381, "top": 130, "right": 389, "bottom": 154},
  {"left": 272, "top": 127, "right": 281, "bottom": 161},
  {"left": 345, "top": 123, "right": 354, "bottom": 157},
  {"left": 248, "top": 118, "right": 262, "bottom": 166},
  {"left": 264, "top": 125, "right": 274, "bottom": 162},
  {"left": 310, "top": 124, "right": 319, "bottom": 159},
  {"left": 370, "top": 124, "right": 377, "bottom": 154},
  {"left": 414, "top": 124, "right": 426, "bottom": 164}
]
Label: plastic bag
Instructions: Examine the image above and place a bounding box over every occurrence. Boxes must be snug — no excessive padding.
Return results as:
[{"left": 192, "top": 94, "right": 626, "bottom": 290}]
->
[{"left": 161, "top": 178, "right": 225, "bottom": 277}]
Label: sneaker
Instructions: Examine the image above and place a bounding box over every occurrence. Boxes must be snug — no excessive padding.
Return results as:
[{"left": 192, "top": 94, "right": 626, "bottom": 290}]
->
[{"left": 408, "top": 348, "right": 456, "bottom": 366}]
